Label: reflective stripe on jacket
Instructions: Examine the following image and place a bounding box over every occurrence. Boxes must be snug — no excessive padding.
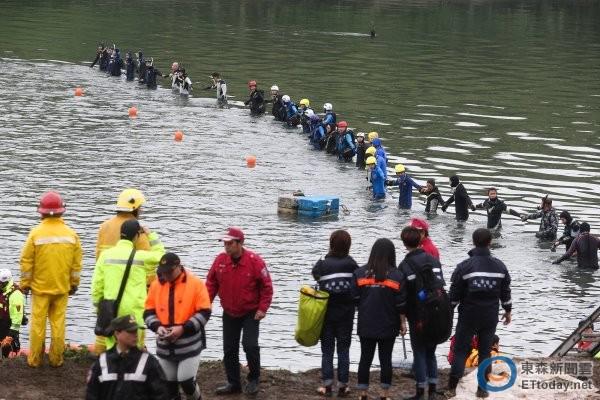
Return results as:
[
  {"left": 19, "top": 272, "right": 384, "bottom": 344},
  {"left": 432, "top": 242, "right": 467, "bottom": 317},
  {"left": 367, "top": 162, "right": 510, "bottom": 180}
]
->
[
  {"left": 20, "top": 217, "right": 82, "bottom": 295},
  {"left": 96, "top": 214, "right": 152, "bottom": 260},
  {"left": 91, "top": 233, "right": 164, "bottom": 313},
  {"left": 144, "top": 269, "right": 212, "bottom": 361}
]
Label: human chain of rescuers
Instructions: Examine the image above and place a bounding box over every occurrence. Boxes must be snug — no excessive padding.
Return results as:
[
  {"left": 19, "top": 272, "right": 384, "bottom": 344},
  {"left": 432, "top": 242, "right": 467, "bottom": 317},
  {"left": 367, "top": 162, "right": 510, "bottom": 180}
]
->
[{"left": 0, "top": 187, "right": 598, "bottom": 400}]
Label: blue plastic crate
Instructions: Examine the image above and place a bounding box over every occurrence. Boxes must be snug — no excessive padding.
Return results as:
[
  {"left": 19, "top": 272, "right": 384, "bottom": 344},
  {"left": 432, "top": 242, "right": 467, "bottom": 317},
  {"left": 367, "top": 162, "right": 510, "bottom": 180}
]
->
[{"left": 296, "top": 196, "right": 339, "bottom": 214}]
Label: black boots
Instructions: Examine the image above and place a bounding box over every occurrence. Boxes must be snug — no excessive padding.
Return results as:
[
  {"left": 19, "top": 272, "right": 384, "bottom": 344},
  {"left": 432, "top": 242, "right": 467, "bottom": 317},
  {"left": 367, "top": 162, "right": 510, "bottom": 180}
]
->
[{"left": 404, "top": 385, "right": 425, "bottom": 400}]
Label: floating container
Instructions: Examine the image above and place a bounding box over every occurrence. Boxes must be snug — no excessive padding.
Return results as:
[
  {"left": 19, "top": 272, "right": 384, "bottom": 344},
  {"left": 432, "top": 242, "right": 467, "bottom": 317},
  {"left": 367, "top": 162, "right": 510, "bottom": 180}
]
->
[{"left": 278, "top": 194, "right": 340, "bottom": 218}]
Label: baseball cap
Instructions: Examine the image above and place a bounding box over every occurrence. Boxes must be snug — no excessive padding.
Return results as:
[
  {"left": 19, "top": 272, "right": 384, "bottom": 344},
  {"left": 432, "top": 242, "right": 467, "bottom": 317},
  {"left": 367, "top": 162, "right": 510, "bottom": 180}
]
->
[
  {"left": 410, "top": 218, "right": 429, "bottom": 231},
  {"left": 109, "top": 314, "right": 144, "bottom": 332},
  {"left": 219, "top": 227, "right": 245, "bottom": 243},
  {"left": 157, "top": 252, "right": 181, "bottom": 274}
]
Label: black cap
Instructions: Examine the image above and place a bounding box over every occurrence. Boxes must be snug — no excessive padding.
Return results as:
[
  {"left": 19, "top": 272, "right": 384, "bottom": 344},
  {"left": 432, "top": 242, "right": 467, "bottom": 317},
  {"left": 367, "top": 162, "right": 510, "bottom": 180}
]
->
[
  {"left": 157, "top": 252, "right": 181, "bottom": 274},
  {"left": 121, "top": 219, "right": 141, "bottom": 241},
  {"left": 109, "top": 314, "right": 144, "bottom": 332}
]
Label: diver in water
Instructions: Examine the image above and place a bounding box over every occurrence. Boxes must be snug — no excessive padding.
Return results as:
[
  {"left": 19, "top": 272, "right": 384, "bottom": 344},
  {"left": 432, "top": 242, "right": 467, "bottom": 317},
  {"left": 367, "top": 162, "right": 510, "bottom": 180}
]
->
[
  {"left": 204, "top": 72, "right": 228, "bottom": 106},
  {"left": 474, "top": 188, "right": 521, "bottom": 230},
  {"left": 441, "top": 175, "right": 475, "bottom": 221},
  {"left": 520, "top": 196, "right": 558, "bottom": 241},
  {"left": 421, "top": 178, "right": 444, "bottom": 214},
  {"left": 282, "top": 95, "right": 299, "bottom": 127},
  {"left": 109, "top": 48, "right": 123, "bottom": 77},
  {"left": 552, "top": 211, "right": 581, "bottom": 252},
  {"left": 267, "top": 85, "right": 286, "bottom": 121},
  {"left": 137, "top": 51, "right": 147, "bottom": 83},
  {"left": 90, "top": 44, "right": 106, "bottom": 69},
  {"left": 244, "top": 80, "right": 266, "bottom": 115},
  {"left": 322, "top": 103, "right": 337, "bottom": 126},
  {"left": 553, "top": 222, "right": 599, "bottom": 269},
  {"left": 125, "top": 52, "right": 136, "bottom": 81},
  {"left": 144, "top": 59, "right": 165, "bottom": 89},
  {"left": 176, "top": 68, "right": 192, "bottom": 95},
  {"left": 355, "top": 133, "right": 367, "bottom": 169}
]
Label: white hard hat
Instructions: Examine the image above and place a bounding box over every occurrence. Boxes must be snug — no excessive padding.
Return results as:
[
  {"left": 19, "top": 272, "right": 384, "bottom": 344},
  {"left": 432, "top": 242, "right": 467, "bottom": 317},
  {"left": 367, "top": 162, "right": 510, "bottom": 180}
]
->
[
  {"left": 357, "top": 132, "right": 365, "bottom": 138},
  {"left": 0, "top": 268, "right": 12, "bottom": 283},
  {"left": 270, "top": 85, "right": 279, "bottom": 91},
  {"left": 282, "top": 95, "right": 291, "bottom": 103},
  {"left": 323, "top": 102, "right": 333, "bottom": 111},
  {"left": 305, "top": 109, "right": 315, "bottom": 118}
]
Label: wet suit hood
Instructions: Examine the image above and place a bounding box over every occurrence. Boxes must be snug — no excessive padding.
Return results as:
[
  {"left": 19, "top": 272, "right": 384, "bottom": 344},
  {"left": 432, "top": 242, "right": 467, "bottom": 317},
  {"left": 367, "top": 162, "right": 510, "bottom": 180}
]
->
[{"left": 450, "top": 175, "right": 460, "bottom": 188}]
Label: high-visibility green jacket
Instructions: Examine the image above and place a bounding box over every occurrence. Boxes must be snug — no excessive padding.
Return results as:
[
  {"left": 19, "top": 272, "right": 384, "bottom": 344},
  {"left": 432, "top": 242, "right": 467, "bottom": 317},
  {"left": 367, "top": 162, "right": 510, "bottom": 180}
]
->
[
  {"left": 91, "top": 232, "right": 165, "bottom": 317},
  {"left": 0, "top": 280, "right": 24, "bottom": 331}
]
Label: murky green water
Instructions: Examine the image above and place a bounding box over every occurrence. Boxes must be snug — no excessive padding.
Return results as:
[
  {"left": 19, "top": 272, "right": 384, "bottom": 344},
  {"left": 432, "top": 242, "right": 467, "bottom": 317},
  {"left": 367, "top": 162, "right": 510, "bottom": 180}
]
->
[{"left": 1, "top": 0, "right": 599, "bottom": 370}]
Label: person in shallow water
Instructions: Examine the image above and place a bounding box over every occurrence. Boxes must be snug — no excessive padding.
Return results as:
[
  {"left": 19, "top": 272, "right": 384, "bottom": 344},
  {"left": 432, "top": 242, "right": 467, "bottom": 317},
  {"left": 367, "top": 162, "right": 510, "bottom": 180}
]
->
[
  {"left": 144, "top": 59, "right": 166, "bottom": 89},
  {"left": 298, "top": 99, "right": 313, "bottom": 134},
  {"left": 323, "top": 103, "right": 337, "bottom": 126},
  {"left": 244, "top": 80, "right": 266, "bottom": 115},
  {"left": 385, "top": 164, "right": 422, "bottom": 209},
  {"left": 282, "top": 95, "right": 299, "bottom": 126},
  {"left": 420, "top": 178, "right": 444, "bottom": 214},
  {"left": 267, "top": 85, "right": 286, "bottom": 121},
  {"left": 136, "top": 51, "right": 147, "bottom": 84},
  {"left": 366, "top": 156, "right": 385, "bottom": 200},
  {"left": 520, "top": 196, "right": 558, "bottom": 241},
  {"left": 309, "top": 114, "right": 326, "bottom": 150},
  {"left": 553, "top": 222, "right": 600, "bottom": 269},
  {"left": 90, "top": 44, "right": 106, "bottom": 69},
  {"left": 355, "top": 133, "right": 367, "bottom": 169},
  {"left": 366, "top": 146, "right": 387, "bottom": 180},
  {"left": 205, "top": 72, "right": 228, "bottom": 106},
  {"left": 109, "top": 48, "right": 123, "bottom": 77},
  {"left": 124, "top": 52, "right": 136, "bottom": 81},
  {"left": 324, "top": 123, "right": 338, "bottom": 155},
  {"left": 335, "top": 121, "right": 356, "bottom": 162},
  {"left": 474, "top": 188, "right": 521, "bottom": 230},
  {"left": 442, "top": 175, "right": 475, "bottom": 221},
  {"left": 553, "top": 210, "right": 581, "bottom": 252}
]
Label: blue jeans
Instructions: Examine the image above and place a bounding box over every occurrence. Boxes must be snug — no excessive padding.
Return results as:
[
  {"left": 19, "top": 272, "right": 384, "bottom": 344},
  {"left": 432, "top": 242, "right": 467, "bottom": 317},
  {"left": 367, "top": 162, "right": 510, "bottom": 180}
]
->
[
  {"left": 411, "top": 338, "right": 438, "bottom": 388},
  {"left": 320, "top": 317, "right": 353, "bottom": 386}
]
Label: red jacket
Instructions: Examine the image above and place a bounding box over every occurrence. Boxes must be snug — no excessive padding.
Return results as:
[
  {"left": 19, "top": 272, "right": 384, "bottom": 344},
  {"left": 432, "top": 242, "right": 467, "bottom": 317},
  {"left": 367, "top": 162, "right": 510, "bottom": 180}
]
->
[
  {"left": 421, "top": 237, "right": 440, "bottom": 260},
  {"left": 206, "top": 249, "right": 273, "bottom": 317}
]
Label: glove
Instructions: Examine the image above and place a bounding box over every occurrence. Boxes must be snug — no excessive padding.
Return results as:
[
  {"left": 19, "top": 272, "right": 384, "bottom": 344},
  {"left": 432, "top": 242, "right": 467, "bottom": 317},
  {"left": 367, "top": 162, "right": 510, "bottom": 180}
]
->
[
  {"left": 521, "top": 215, "right": 528, "bottom": 222},
  {"left": 441, "top": 205, "right": 448, "bottom": 212},
  {"left": 69, "top": 286, "right": 78, "bottom": 295}
]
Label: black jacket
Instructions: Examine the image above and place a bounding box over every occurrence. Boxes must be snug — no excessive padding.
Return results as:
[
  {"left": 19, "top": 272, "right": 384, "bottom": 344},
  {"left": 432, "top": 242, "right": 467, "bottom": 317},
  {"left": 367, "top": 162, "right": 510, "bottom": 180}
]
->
[
  {"left": 424, "top": 186, "right": 444, "bottom": 213},
  {"left": 476, "top": 198, "right": 507, "bottom": 229},
  {"left": 312, "top": 255, "right": 358, "bottom": 322},
  {"left": 245, "top": 90, "right": 266, "bottom": 115},
  {"left": 86, "top": 347, "right": 168, "bottom": 400},
  {"left": 443, "top": 183, "right": 473, "bottom": 221},
  {"left": 557, "top": 233, "right": 600, "bottom": 269},
  {"left": 449, "top": 247, "right": 512, "bottom": 320},
  {"left": 352, "top": 266, "right": 403, "bottom": 339},
  {"left": 397, "top": 249, "right": 445, "bottom": 321}
]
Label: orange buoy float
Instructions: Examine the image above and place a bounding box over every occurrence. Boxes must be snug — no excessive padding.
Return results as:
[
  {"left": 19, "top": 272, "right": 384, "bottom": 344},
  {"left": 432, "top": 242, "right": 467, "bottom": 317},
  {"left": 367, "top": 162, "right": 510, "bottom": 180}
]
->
[
  {"left": 174, "top": 130, "right": 184, "bottom": 142},
  {"left": 128, "top": 106, "right": 138, "bottom": 118},
  {"left": 74, "top": 87, "right": 83, "bottom": 96},
  {"left": 246, "top": 155, "right": 257, "bottom": 168}
]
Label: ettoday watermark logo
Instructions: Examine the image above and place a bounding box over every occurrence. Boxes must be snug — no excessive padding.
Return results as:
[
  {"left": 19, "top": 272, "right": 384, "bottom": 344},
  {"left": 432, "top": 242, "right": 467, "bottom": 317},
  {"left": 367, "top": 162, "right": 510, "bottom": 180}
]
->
[{"left": 477, "top": 357, "right": 595, "bottom": 393}]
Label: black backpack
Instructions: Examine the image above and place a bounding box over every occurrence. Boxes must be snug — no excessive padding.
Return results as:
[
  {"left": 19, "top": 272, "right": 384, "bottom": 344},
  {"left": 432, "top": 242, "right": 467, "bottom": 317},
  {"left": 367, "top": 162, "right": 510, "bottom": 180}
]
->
[{"left": 407, "top": 260, "right": 453, "bottom": 345}]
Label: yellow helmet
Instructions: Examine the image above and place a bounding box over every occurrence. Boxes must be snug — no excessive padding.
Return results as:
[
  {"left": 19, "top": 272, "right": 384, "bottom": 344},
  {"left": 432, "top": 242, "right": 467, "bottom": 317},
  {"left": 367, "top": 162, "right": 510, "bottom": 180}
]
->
[
  {"left": 366, "top": 156, "right": 376, "bottom": 166},
  {"left": 116, "top": 189, "right": 146, "bottom": 212},
  {"left": 365, "top": 146, "right": 376, "bottom": 156},
  {"left": 299, "top": 98, "right": 310, "bottom": 107},
  {"left": 395, "top": 164, "right": 406, "bottom": 173},
  {"left": 368, "top": 131, "right": 379, "bottom": 142}
]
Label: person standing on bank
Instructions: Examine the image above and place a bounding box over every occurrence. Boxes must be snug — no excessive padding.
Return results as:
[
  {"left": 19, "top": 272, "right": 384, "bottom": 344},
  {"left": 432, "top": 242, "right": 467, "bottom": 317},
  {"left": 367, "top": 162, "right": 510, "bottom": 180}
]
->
[
  {"left": 441, "top": 175, "right": 475, "bottom": 221},
  {"left": 86, "top": 315, "right": 169, "bottom": 400},
  {"left": 445, "top": 228, "right": 512, "bottom": 399},
  {"left": 145, "top": 253, "right": 212, "bottom": 400},
  {"left": 207, "top": 227, "right": 274, "bottom": 396},
  {"left": 312, "top": 230, "right": 359, "bottom": 397},
  {"left": 352, "top": 238, "right": 403, "bottom": 400}
]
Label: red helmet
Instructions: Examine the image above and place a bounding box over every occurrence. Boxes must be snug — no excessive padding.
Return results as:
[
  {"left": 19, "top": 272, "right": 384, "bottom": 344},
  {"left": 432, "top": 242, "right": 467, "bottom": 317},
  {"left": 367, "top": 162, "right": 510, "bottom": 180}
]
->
[
  {"left": 38, "top": 191, "right": 66, "bottom": 215},
  {"left": 248, "top": 80, "right": 257, "bottom": 88},
  {"left": 337, "top": 121, "right": 348, "bottom": 129}
]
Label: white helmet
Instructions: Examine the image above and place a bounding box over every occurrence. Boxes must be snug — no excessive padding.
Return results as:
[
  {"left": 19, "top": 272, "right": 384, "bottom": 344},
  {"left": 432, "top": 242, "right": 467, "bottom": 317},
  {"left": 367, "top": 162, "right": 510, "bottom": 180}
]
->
[
  {"left": 305, "top": 109, "right": 315, "bottom": 118},
  {"left": 357, "top": 132, "right": 365, "bottom": 138},
  {"left": 270, "top": 85, "right": 279, "bottom": 91},
  {"left": 0, "top": 268, "right": 12, "bottom": 283},
  {"left": 282, "top": 95, "right": 291, "bottom": 103},
  {"left": 323, "top": 102, "right": 333, "bottom": 111}
]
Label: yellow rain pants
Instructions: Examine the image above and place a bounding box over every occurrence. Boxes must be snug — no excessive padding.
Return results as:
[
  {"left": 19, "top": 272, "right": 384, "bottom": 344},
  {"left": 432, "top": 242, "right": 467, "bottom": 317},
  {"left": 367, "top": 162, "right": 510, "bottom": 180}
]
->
[{"left": 28, "top": 293, "right": 68, "bottom": 367}]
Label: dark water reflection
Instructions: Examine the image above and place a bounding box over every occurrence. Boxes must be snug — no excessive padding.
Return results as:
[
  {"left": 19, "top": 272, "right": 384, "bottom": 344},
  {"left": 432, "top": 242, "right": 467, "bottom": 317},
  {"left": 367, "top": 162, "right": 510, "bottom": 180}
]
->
[{"left": 0, "top": 0, "right": 599, "bottom": 370}]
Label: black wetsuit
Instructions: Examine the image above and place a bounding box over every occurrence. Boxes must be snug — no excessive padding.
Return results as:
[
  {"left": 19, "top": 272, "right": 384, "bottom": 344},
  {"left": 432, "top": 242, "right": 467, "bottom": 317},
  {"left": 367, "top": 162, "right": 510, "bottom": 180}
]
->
[
  {"left": 424, "top": 186, "right": 444, "bottom": 213},
  {"left": 476, "top": 198, "right": 508, "bottom": 229},
  {"left": 244, "top": 90, "right": 266, "bottom": 115},
  {"left": 556, "top": 233, "right": 600, "bottom": 269},
  {"left": 443, "top": 182, "right": 474, "bottom": 221},
  {"left": 145, "top": 67, "right": 162, "bottom": 89},
  {"left": 556, "top": 221, "right": 581, "bottom": 250},
  {"left": 356, "top": 141, "right": 367, "bottom": 169}
]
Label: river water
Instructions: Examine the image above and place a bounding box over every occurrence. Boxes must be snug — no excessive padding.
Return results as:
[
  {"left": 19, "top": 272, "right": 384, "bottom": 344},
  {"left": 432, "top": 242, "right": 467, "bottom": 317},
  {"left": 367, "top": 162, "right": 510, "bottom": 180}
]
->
[{"left": 0, "top": 0, "right": 599, "bottom": 371}]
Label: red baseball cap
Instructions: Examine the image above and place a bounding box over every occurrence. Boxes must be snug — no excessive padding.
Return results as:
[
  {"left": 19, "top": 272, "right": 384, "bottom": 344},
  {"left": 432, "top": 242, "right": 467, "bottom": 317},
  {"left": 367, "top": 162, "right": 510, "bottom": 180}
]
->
[
  {"left": 219, "top": 227, "right": 245, "bottom": 243},
  {"left": 410, "top": 218, "right": 429, "bottom": 231}
]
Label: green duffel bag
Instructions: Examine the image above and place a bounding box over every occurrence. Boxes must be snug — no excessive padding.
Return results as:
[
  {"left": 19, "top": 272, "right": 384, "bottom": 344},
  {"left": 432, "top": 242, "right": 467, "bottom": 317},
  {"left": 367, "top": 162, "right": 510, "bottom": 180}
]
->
[{"left": 295, "top": 285, "right": 330, "bottom": 347}]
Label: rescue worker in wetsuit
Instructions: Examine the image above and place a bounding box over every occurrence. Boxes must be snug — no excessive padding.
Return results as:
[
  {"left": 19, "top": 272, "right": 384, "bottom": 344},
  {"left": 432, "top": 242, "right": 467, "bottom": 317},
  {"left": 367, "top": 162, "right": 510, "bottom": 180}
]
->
[
  {"left": 336, "top": 121, "right": 356, "bottom": 162},
  {"left": 474, "top": 188, "right": 521, "bottom": 230},
  {"left": 442, "top": 175, "right": 475, "bottom": 221},
  {"left": 445, "top": 228, "right": 512, "bottom": 399},
  {"left": 367, "top": 156, "right": 385, "bottom": 200},
  {"left": 109, "top": 49, "right": 123, "bottom": 77},
  {"left": 309, "top": 114, "right": 326, "bottom": 150},
  {"left": 176, "top": 68, "right": 193, "bottom": 95},
  {"left": 553, "top": 211, "right": 581, "bottom": 252},
  {"left": 282, "top": 95, "right": 299, "bottom": 126},
  {"left": 244, "top": 80, "right": 266, "bottom": 115},
  {"left": 20, "top": 191, "right": 82, "bottom": 368},
  {"left": 385, "top": 164, "right": 422, "bottom": 209},
  {"left": 420, "top": 179, "right": 444, "bottom": 214},
  {"left": 324, "top": 124, "right": 338, "bottom": 155},
  {"left": 86, "top": 315, "right": 169, "bottom": 400},
  {"left": 298, "top": 99, "right": 313, "bottom": 134},
  {"left": 144, "top": 59, "right": 165, "bottom": 89},
  {"left": 268, "top": 85, "right": 286, "bottom": 121},
  {"left": 125, "top": 52, "right": 136, "bottom": 81},
  {"left": 90, "top": 44, "right": 106, "bottom": 69},
  {"left": 520, "top": 196, "right": 558, "bottom": 241},
  {"left": 205, "top": 72, "right": 228, "bottom": 106},
  {"left": 136, "top": 51, "right": 147, "bottom": 83},
  {"left": 0, "top": 269, "right": 24, "bottom": 358},
  {"left": 323, "top": 103, "right": 336, "bottom": 126},
  {"left": 553, "top": 222, "right": 599, "bottom": 269},
  {"left": 355, "top": 133, "right": 367, "bottom": 169}
]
